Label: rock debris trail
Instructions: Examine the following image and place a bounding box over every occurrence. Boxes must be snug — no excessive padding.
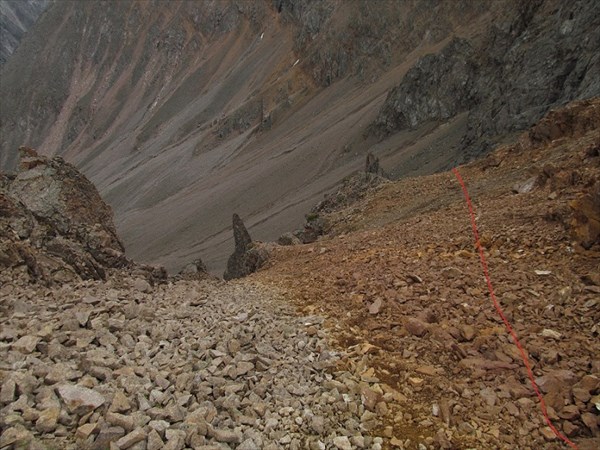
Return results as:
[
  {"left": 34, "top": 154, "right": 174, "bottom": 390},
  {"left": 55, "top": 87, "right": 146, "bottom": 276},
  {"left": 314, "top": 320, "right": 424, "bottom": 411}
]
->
[{"left": 0, "top": 276, "right": 389, "bottom": 450}]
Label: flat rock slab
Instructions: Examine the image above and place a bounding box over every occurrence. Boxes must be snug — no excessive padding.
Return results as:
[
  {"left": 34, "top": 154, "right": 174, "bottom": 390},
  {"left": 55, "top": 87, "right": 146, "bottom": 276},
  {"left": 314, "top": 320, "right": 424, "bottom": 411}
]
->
[{"left": 57, "top": 384, "right": 106, "bottom": 415}]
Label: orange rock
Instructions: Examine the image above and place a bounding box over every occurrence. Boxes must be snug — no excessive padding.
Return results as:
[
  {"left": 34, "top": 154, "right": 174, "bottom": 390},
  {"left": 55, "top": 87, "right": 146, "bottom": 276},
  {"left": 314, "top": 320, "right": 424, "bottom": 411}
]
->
[{"left": 569, "top": 183, "right": 600, "bottom": 249}]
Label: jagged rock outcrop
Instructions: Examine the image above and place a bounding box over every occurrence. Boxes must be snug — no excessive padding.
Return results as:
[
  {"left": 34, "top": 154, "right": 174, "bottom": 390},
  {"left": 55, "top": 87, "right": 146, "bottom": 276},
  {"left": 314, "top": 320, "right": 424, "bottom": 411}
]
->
[
  {"left": 365, "top": 152, "right": 387, "bottom": 178},
  {"left": 371, "top": 38, "right": 478, "bottom": 135},
  {"left": 0, "top": 147, "right": 130, "bottom": 282},
  {"left": 312, "top": 172, "right": 388, "bottom": 217},
  {"left": 223, "top": 214, "right": 269, "bottom": 280},
  {"left": 0, "top": 0, "right": 50, "bottom": 64},
  {"left": 293, "top": 214, "right": 329, "bottom": 245},
  {"left": 521, "top": 98, "right": 600, "bottom": 149},
  {"left": 290, "top": 154, "right": 391, "bottom": 244},
  {"left": 372, "top": 0, "right": 600, "bottom": 160},
  {"left": 295, "top": 153, "right": 390, "bottom": 243}
]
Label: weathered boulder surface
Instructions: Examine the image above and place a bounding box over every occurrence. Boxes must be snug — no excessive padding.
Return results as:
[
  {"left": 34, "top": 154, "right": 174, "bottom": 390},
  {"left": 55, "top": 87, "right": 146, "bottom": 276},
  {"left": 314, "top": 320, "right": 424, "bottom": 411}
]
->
[{"left": 0, "top": 147, "right": 130, "bottom": 282}]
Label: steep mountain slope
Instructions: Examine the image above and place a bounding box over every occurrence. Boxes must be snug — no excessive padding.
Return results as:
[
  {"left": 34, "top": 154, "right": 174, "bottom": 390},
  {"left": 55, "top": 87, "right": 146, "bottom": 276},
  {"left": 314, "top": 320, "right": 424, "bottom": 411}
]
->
[
  {"left": 0, "top": 0, "right": 49, "bottom": 64},
  {"left": 257, "top": 99, "right": 600, "bottom": 449},
  {"left": 1, "top": 99, "right": 598, "bottom": 450},
  {"left": 0, "top": 0, "right": 598, "bottom": 274}
]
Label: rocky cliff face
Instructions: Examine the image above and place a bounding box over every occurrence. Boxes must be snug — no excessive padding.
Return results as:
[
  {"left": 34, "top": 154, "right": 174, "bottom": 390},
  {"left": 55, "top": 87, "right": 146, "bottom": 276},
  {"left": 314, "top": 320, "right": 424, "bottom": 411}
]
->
[
  {"left": 372, "top": 38, "right": 478, "bottom": 133},
  {"left": 0, "top": 0, "right": 50, "bottom": 64},
  {"left": 1, "top": 148, "right": 131, "bottom": 283},
  {"left": 0, "top": 0, "right": 598, "bottom": 275},
  {"left": 372, "top": 0, "right": 600, "bottom": 162}
]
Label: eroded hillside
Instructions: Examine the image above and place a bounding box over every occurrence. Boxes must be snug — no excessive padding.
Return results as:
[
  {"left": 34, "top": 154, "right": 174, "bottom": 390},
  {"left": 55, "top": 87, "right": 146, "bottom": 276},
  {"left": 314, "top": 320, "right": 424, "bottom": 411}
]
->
[
  {"left": 0, "top": 0, "right": 598, "bottom": 275},
  {"left": 1, "top": 99, "right": 598, "bottom": 450},
  {"left": 255, "top": 99, "right": 600, "bottom": 449}
]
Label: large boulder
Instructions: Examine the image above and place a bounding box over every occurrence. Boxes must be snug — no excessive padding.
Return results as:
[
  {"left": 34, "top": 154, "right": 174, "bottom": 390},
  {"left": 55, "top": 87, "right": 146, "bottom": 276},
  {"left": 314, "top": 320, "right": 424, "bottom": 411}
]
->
[{"left": 0, "top": 147, "right": 130, "bottom": 282}]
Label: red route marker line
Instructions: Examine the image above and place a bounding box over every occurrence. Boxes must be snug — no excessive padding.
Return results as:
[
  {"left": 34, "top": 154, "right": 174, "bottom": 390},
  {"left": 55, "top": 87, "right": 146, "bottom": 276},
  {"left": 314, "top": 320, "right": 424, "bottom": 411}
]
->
[{"left": 451, "top": 168, "right": 578, "bottom": 450}]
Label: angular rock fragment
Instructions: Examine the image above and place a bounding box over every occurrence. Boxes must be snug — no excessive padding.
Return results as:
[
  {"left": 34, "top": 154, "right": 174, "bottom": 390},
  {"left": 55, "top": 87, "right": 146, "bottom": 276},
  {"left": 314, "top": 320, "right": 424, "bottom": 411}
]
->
[
  {"left": 57, "top": 385, "right": 105, "bottom": 415},
  {"left": 207, "top": 425, "right": 242, "bottom": 443},
  {"left": 405, "top": 318, "right": 428, "bottom": 337},
  {"left": 115, "top": 428, "right": 147, "bottom": 449},
  {"left": 13, "top": 335, "right": 40, "bottom": 353}
]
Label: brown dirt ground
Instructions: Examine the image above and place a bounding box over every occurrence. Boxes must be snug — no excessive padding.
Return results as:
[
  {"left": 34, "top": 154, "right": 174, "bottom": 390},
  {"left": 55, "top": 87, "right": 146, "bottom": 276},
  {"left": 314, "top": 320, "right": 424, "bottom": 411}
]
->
[{"left": 252, "top": 100, "right": 600, "bottom": 449}]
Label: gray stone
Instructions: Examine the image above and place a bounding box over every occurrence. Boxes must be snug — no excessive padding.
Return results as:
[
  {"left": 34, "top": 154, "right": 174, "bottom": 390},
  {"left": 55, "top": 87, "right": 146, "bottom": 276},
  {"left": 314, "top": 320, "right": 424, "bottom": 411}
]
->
[
  {"left": 350, "top": 435, "right": 366, "bottom": 448},
  {"left": 115, "top": 428, "right": 147, "bottom": 449},
  {"left": 311, "top": 415, "right": 325, "bottom": 434},
  {"left": 238, "top": 438, "right": 258, "bottom": 450},
  {"left": 333, "top": 436, "right": 353, "bottom": 450},
  {"left": 92, "top": 426, "right": 125, "bottom": 449},
  {"left": 76, "top": 423, "right": 98, "bottom": 440},
  {"left": 13, "top": 335, "right": 40, "bottom": 353},
  {"left": 109, "top": 391, "right": 132, "bottom": 413},
  {"left": 0, "top": 426, "right": 33, "bottom": 447},
  {"left": 146, "top": 429, "right": 164, "bottom": 450},
  {"left": 148, "top": 420, "right": 170, "bottom": 435},
  {"left": 133, "top": 278, "right": 152, "bottom": 293},
  {"left": 164, "top": 429, "right": 186, "bottom": 450},
  {"left": 106, "top": 411, "right": 135, "bottom": 431},
  {"left": 208, "top": 425, "right": 242, "bottom": 444},
  {"left": 235, "top": 361, "right": 254, "bottom": 377},
  {"left": 0, "top": 379, "right": 16, "bottom": 404}
]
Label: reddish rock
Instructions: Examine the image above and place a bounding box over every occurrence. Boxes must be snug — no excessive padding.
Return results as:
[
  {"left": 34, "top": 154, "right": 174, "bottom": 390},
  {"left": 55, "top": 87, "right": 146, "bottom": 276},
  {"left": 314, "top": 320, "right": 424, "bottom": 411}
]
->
[
  {"left": 558, "top": 405, "right": 580, "bottom": 421},
  {"left": 405, "top": 318, "right": 428, "bottom": 337}
]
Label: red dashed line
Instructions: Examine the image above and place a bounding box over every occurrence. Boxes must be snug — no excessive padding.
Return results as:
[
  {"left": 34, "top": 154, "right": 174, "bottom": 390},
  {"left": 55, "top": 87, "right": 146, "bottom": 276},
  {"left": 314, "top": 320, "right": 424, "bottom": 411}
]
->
[{"left": 451, "top": 168, "right": 578, "bottom": 450}]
